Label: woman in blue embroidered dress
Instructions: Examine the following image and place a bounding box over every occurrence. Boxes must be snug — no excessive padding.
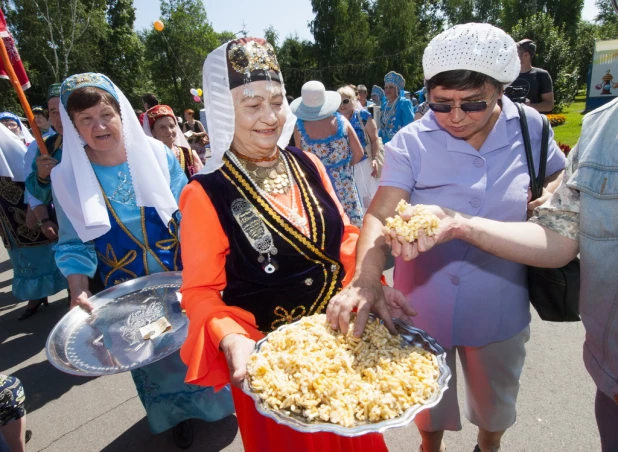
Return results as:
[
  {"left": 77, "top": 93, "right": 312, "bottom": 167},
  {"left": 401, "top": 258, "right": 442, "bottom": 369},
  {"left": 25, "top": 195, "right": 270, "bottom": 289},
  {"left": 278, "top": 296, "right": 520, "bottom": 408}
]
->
[
  {"left": 379, "top": 71, "right": 415, "bottom": 144},
  {"left": 0, "top": 119, "right": 67, "bottom": 321},
  {"left": 337, "top": 85, "right": 380, "bottom": 212},
  {"left": 49, "top": 73, "right": 234, "bottom": 448},
  {"left": 291, "top": 81, "right": 364, "bottom": 227}
]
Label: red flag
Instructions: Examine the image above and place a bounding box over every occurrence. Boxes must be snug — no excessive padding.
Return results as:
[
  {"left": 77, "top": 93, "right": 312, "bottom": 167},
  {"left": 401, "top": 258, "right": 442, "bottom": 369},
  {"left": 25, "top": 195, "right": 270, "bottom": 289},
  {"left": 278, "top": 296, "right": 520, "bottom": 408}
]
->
[{"left": 0, "top": 9, "right": 30, "bottom": 90}]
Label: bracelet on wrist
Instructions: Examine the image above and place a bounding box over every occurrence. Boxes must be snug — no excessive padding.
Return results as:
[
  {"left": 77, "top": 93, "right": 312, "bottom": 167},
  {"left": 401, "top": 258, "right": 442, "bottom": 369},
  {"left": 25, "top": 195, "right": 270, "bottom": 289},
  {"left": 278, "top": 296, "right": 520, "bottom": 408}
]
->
[
  {"left": 37, "top": 175, "right": 51, "bottom": 184},
  {"left": 36, "top": 217, "right": 50, "bottom": 227}
]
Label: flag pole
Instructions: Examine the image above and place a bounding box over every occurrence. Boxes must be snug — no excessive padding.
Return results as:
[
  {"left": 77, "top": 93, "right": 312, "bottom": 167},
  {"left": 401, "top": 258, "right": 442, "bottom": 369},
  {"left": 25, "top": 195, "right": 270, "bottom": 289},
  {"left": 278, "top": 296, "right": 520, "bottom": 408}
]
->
[{"left": 0, "top": 35, "right": 48, "bottom": 155}]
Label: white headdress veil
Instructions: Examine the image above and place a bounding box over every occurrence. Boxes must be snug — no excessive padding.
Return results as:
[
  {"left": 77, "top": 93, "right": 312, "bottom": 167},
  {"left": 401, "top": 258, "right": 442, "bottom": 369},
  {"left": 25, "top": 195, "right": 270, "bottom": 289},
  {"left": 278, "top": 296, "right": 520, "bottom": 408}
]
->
[
  {"left": 199, "top": 40, "right": 296, "bottom": 175},
  {"left": 142, "top": 109, "right": 192, "bottom": 150},
  {"left": 0, "top": 112, "right": 34, "bottom": 146},
  {"left": 0, "top": 122, "right": 27, "bottom": 181},
  {"left": 51, "top": 75, "right": 179, "bottom": 242}
]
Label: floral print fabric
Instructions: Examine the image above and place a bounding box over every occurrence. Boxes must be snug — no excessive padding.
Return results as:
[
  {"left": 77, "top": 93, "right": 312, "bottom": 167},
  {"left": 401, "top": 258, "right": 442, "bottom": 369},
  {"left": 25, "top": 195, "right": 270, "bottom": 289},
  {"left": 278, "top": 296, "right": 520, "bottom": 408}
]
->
[{"left": 297, "top": 113, "right": 363, "bottom": 227}]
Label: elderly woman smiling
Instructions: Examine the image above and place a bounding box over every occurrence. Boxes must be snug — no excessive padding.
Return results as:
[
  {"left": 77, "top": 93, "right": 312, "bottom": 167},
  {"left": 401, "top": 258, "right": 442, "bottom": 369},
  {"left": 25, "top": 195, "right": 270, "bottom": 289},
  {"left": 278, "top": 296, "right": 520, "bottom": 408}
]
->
[
  {"left": 145, "top": 104, "right": 203, "bottom": 178},
  {"left": 178, "top": 38, "right": 413, "bottom": 452},
  {"left": 50, "top": 73, "right": 233, "bottom": 448},
  {"left": 327, "top": 24, "right": 567, "bottom": 452}
]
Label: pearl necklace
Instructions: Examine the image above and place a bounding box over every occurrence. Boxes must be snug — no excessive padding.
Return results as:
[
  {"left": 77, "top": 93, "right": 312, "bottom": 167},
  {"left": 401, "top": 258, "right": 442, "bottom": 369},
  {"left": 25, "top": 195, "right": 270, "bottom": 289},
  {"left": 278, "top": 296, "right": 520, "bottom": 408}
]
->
[
  {"left": 227, "top": 151, "right": 309, "bottom": 236},
  {"left": 381, "top": 99, "right": 397, "bottom": 128}
]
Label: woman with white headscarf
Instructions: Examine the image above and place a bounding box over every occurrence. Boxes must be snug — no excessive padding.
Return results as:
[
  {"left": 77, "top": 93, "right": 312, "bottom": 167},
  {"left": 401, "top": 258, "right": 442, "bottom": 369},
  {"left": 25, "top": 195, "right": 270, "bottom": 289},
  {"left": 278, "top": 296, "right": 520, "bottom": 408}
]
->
[
  {"left": 50, "top": 73, "right": 234, "bottom": 448},
  {"left": 0, "top": 112, "right": 34, "bottom": 147},
  {"left": 0, "top": 123, "right": 67, "bottom": 320},
  {"left": 179, "top": 38, "right": 414, "bottom": 452}
]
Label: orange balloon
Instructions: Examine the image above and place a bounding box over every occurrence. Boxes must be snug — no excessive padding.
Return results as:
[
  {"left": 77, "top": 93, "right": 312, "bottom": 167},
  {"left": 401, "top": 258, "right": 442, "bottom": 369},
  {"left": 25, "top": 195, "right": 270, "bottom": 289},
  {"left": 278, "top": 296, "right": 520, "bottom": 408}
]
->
[{"left": 154, "top": 20, "right": 164, "bottom": 32}]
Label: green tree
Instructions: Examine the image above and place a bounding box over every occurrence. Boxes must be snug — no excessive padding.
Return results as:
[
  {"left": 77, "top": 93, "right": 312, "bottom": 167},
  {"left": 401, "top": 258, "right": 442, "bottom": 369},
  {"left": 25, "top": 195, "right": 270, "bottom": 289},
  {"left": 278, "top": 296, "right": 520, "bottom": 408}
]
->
[
  {"left": 100, "top": 0, "right": 149, "bottom": 106},
  {"left": 1, "top": 0, "right": 108, "bottom": 105},
  {"left": 264, "top": 25, "right": 280, "bottom": 52},
  {"left": 502, "top": 0, "right": 584, "bottom": 37},
  {"left": 573, "top": 20, "right": 599, "bottom": 88},
  {"left": 278, "top": 35, "right": 317, "bottom": 97},
  {"left": 511, "top": 12, "right": 579, "bottom": 110},
  {"left": 595, "top": 0, "right": 618, "bottom": 39},
  {"left": 309, "top": 0, "right": 375, "bottom": 87},
  {"left": 440, "top": 0, "right": 503, "bottom": 26},
  {"left": 370, "top": 0, "right": 436, "bottom": 92},
  {"left": 143, "top": 0, "right": 220, "bottom": 113}
]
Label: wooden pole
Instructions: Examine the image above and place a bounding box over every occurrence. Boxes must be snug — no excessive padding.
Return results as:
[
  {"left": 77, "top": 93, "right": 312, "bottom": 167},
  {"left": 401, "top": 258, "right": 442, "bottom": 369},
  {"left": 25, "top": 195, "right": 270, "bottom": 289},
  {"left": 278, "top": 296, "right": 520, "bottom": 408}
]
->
[{"left": 0, "top": 35, "right": 48, "bottom": 155}]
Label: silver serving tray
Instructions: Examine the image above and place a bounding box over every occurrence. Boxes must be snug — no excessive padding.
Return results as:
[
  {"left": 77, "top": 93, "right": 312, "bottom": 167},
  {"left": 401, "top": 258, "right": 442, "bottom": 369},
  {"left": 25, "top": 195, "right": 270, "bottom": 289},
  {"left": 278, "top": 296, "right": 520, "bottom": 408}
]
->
[
  {"left": 241, "top": 315, "right": 451, "bottom": 437},
  {"left": 46, "top": 272, "right": 186, "bottom": 377}
]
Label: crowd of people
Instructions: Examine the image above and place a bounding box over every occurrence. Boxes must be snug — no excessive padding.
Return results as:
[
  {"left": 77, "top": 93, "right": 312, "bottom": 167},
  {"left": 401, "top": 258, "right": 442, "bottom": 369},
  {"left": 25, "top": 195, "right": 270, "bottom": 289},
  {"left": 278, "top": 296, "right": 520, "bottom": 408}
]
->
[{"left": 0, "top": 19, "right": 616, "bottom": 452}]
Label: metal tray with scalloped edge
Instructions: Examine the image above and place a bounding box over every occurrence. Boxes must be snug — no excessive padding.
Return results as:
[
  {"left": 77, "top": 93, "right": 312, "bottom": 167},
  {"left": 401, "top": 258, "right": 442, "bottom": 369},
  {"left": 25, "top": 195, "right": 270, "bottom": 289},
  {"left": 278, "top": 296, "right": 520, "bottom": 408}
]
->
[
  {"left": 241, "top": 315, "right": 451, "bottom": 437},
  {"left": 46, "top": 272, "right": 186, "bottom": 377}
]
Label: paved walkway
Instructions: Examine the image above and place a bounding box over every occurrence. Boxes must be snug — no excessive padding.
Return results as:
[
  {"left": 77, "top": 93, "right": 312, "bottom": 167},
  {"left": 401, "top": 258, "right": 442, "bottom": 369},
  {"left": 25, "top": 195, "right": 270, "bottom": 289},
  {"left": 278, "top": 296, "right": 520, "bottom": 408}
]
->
[{"left": 0, "top": 247, "right": 600, "bottom": 451}]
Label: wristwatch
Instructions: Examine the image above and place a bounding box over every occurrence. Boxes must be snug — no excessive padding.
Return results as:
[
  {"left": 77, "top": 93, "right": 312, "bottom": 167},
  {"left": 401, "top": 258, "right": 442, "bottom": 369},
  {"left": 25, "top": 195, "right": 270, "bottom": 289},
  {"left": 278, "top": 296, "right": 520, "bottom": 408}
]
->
[{"left": 36, "top": 217, "right": 50, "bottom": 227}]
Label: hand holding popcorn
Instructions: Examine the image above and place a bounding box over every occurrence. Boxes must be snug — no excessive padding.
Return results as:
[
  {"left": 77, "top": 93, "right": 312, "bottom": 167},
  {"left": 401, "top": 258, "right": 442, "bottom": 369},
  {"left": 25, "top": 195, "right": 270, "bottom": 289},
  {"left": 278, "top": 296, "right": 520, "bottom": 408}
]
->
[{"left": 385, "top": 201, "right": 441, "bottom": 242}]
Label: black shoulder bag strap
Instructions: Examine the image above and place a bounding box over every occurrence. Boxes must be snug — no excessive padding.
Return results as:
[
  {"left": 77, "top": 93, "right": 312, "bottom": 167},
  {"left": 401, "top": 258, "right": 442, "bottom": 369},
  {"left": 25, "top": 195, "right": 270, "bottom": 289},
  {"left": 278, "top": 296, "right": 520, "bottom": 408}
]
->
[{"left": 515, "top": 103, "right": 549, "bottom": 200}]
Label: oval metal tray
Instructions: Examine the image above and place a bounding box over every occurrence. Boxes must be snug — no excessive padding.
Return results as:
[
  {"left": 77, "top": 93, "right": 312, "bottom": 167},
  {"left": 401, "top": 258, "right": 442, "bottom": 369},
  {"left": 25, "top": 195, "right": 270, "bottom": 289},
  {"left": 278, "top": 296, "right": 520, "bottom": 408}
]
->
[
  {"left": 241, "top": 315, "right": 452, "bottom": 437},
  {"left": 46, "top": 272, "right": 186, "bottom": 377}
]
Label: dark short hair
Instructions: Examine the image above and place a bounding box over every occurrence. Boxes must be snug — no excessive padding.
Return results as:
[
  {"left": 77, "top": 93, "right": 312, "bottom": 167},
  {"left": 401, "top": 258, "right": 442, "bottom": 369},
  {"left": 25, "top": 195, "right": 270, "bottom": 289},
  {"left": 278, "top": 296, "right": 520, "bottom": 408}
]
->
[
  {"left": 517, "top": 39, "right": 536, "bottom": 57},
  {"left": 66, "top": 87, "right": 121, "bottom": 120},
  {"left": 141, "top": 93, "right": 159, "bottom": 109},
  {"left": 425, "top": 70, "right": 503, "bottom": 94}
]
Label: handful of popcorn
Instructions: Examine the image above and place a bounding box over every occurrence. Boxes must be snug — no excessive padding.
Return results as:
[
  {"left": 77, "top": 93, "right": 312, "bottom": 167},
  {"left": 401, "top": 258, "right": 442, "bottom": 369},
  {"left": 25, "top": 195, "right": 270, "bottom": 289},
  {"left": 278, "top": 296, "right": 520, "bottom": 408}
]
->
[{"left": 385, "top": 200, "right": 441, "bottom": 242}]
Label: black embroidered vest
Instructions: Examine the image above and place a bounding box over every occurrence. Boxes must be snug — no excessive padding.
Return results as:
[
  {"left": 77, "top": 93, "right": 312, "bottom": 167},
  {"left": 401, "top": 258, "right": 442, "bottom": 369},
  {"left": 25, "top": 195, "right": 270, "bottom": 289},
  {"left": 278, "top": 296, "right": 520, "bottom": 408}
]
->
[{"left": 193, "top": 147, "right": 345, "bottom": 332}]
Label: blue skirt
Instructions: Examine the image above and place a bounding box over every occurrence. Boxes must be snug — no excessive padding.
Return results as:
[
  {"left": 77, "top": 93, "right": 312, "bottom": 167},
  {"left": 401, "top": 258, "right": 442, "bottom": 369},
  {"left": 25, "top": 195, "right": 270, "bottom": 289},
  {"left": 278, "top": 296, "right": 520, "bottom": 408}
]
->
[
  {"left": 130, "top": 350, "right": 235, "bottom": 434},
  {"left": 6, "top": 235, "right": 67, "bottom": 301}
]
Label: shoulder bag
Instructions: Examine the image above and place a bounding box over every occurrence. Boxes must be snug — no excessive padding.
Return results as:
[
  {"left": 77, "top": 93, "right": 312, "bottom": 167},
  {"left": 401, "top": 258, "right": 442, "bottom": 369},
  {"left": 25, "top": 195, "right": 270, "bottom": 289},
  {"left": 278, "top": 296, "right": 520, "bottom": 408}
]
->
[{"left": 515, "top": 103, "right": 580, "bottom": 322}]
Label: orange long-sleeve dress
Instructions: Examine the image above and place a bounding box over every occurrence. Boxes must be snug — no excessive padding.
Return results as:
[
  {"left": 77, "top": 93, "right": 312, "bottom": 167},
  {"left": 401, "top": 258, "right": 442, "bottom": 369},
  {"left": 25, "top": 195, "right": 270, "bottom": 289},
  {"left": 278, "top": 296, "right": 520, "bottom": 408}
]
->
[{"left": 179, "top": 150, "right": 387, "bottom": 452}]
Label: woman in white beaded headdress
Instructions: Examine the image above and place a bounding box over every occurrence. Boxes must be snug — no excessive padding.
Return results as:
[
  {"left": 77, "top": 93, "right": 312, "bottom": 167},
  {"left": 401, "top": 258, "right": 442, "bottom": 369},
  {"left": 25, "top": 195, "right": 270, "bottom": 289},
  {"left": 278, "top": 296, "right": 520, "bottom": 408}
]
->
[{"left": 178, "top": 37, "right": 414, "bottom": 452}]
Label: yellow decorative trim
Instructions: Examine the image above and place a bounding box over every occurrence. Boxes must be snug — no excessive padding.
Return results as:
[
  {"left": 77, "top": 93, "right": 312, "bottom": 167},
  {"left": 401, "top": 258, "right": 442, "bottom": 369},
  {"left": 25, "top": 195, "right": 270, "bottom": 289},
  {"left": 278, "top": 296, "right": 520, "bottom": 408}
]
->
[
  {"left": 221, "top": 157, "right": 342, "bottom": 320},
  {"left": 96, "top": 243, "right": 138, "bottom": 287},
  {"left": 271, "top": 305, "right": 307, "bottom": 330},
  {"left": 175, "top": 145, "right": 186, "bottom": 173},
  {"left": 102, "top": 196, "right": 170, "bottom": 275}
]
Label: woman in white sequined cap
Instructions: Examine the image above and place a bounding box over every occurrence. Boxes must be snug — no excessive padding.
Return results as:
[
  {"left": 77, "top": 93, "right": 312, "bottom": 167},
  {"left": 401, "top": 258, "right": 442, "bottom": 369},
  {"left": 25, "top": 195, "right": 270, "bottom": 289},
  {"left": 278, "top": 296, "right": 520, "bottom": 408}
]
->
[
  {"left": 179, "top": 37, "right": 413, "bottom": 452},
  {"left": 327, "top": 23, "right": 567, "bottom": 452}
]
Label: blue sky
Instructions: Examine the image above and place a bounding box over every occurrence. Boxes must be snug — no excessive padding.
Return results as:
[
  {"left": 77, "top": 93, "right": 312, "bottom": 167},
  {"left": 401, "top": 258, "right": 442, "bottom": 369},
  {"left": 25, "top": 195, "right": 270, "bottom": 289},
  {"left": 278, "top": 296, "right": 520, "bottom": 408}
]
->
[
  {"left": 134, "top": 0, "right": 600, "bottom": 42},
  {"left": 133, "top": 0, "right": 315, "bottom": 42}
]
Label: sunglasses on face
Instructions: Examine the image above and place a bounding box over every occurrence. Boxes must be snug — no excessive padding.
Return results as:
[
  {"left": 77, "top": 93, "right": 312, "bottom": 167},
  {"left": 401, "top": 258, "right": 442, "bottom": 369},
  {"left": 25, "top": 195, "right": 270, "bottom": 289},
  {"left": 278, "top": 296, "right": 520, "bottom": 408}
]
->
[
  {"left": 428, "top": 89, "right": 499, "bottom": 114},
  {"left": 341, "top": 98, "right": 351, "bottom": 105}
]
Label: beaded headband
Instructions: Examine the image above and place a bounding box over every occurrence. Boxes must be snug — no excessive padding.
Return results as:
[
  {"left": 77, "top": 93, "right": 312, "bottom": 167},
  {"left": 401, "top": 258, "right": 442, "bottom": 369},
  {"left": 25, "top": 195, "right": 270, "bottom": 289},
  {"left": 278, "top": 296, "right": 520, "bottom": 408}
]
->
[
  {"left": 61, "top": 73, "right": 119, "bottom": 109},
  {"left": 227, "top": 38, "right": 281, "bottom": 97},
  {"left": 146, "top": 105, "right": 176, "bottom": 128}
]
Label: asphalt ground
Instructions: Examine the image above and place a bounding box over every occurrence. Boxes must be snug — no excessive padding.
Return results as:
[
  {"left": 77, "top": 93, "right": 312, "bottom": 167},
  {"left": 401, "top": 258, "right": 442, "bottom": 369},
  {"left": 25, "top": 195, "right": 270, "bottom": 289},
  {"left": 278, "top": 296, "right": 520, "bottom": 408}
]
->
[{"left": 0, "top": 247, "right": 600, "bottom": 451}]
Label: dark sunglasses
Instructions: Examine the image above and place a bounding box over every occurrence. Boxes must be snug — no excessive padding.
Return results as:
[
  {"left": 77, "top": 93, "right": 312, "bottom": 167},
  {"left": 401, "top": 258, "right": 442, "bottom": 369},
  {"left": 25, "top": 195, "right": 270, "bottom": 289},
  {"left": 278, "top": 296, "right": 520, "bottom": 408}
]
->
[
  {"left": 340, "top": 98, "right": 351, "bottom": 105},
  {"left": 428, "top": 90, "right": 499, "bottom": 114}
]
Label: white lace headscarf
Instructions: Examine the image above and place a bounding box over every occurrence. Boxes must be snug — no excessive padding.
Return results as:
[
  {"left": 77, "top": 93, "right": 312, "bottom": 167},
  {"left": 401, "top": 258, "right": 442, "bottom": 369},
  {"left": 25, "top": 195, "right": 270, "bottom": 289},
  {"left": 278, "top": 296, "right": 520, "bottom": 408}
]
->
[
  {"left": 142, "top": 106, "right": 192, "bottom": 150},
  {"left": 199, "top": 39, "right": 296, "bottom": 175},
  {"left": 51, "top": 73, "right": 178, "bottom": 242},
  {"left": 0, "top": 122, "right": 27, "bottom": 181}
]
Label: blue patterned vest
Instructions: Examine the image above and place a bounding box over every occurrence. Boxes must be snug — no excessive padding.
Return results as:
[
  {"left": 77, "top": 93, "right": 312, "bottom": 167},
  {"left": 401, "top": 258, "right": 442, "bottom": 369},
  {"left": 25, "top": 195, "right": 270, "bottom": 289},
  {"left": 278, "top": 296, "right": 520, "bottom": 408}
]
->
[{"left": 93, "top": 200, "right": 181, "bottom": 289}]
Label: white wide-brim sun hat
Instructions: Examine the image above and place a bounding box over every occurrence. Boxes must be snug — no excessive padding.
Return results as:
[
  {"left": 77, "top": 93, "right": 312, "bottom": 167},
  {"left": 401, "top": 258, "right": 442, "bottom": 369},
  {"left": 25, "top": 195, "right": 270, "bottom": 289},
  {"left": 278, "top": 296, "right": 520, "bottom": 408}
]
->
[{"left": 290, "top": 81, "right": 341, "bottom": 122}]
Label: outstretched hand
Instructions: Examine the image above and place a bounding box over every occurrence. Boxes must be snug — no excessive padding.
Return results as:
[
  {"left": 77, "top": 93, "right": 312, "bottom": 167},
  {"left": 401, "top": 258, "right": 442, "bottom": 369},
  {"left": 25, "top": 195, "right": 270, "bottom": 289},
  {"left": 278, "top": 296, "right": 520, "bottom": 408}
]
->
[
  {"left": 384, "top": 205, "right": 460, "bottom": 261},
  {"left": 326, "top": 280, "right": 416, "bottom": 338}
]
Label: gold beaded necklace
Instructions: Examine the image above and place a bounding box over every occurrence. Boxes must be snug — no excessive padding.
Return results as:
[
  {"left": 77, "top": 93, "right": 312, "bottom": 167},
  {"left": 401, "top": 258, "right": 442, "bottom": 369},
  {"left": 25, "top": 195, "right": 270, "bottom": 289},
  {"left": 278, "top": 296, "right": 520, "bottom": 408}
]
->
[{"left": 234, "top": 151, "right": 291, "bottom": 195}]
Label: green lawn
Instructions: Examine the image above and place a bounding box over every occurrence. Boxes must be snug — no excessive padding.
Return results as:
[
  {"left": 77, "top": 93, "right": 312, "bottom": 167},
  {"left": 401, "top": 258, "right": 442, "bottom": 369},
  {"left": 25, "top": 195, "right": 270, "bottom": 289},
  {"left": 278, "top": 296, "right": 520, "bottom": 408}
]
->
[{"left": 552, "top": 93, "right": 587, "bottom": 147}]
